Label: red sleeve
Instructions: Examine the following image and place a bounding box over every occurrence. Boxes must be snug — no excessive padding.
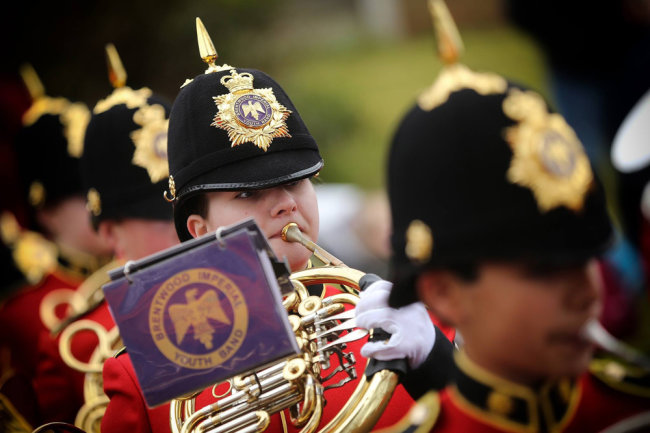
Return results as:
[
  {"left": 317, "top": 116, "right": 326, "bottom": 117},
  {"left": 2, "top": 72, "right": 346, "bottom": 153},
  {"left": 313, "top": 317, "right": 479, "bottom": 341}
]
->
[
  {"left": 102, "top": 355, "right": 159, "bottom": 433},
  {"left": 33, "top": 329, "right": 83, "bottom": 423},
  {"left": 33, "top": 302, "right": 117, "bottom": 424},
  {"left": 428, "top": 312, "right": 456, "bottom": 343}
]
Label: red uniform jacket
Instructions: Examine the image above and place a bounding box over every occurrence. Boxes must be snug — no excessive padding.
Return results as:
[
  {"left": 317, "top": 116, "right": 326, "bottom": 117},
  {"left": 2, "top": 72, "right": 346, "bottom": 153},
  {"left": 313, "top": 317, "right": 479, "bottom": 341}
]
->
[
  {"left": 32, "top": 301, "right": 116, "bottom": 423},
  {"left": 392, "top": 354, "right": 650, "bottom": 433},
  {"left": 101, "top": 285, "right": 455, "bottom": 433},
  {"left": 0, "top": 270, "right": 83, "bottom": 381},
  {"left": 0, "top": 269, "right": 83, "bottom": 426}
]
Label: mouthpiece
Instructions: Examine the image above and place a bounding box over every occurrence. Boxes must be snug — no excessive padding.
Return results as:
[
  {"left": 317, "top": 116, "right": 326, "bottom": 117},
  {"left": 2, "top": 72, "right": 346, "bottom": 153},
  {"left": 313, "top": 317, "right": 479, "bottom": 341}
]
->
[
  {"left": 582, "top": 320, "right": 650, "bottom": 369},
  {"left": 281, "top": 223, "right": 345, "bottom": 267}
]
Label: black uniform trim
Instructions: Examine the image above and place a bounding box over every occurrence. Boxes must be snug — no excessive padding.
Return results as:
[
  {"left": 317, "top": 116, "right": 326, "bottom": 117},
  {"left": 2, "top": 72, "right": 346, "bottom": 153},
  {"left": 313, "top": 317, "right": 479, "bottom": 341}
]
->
[
  {"left": 449, "top": 352, "right": 581, "bottom": 433},
  {"left": 401, "top": 325, "right": 455, "bottom": 399}
]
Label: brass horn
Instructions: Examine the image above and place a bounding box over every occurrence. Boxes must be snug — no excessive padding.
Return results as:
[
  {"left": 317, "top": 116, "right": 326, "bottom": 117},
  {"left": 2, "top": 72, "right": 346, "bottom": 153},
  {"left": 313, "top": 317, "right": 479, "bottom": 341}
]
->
[
  {"left": 170, "top": 223, "right": 399, "bottom": 433},
  {"left": 53, "top": 260, "right": 123, "bottom": 433},
  {"left": 582, "top": 320, "right": 650, "bottom": 370}
]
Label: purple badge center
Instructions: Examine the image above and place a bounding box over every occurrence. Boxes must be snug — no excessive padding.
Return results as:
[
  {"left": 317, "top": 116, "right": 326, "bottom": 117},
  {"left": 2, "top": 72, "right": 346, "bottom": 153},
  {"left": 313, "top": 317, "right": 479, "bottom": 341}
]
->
[
  {"left": 539, "top": 130, "right": 576, "bottom": 177},
  {"left": 153, "top": 132, "right": 167, "bottom": 159},
  {"left": 233, "top": 94, "right": 273, "bottom": 128}
]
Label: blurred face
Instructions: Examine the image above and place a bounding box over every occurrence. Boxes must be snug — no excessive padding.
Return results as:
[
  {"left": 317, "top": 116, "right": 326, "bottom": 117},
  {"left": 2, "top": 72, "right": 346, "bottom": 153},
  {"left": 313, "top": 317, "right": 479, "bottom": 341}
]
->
[
  {"left": 419, "top": 260, "right": 602, "bottom": 385},
  {"left": 108, "top": 219, "right": 179, "bottom": 261},
  {"left": 188, "top": 179, "right": 319, "bottom": 272},
  {"left": 38, "top": 196, "right": 113, "bottom": 257}
]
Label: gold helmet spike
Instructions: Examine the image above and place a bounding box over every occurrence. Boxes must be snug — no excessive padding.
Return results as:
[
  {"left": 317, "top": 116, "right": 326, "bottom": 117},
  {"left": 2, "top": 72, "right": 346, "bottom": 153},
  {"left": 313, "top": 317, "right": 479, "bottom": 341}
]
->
[
  {"left": 105, "top": 43, "right": 127, "bottom": 89},
  {"left": 196, "top": 17, "right": 221, "bottom": 73},
  {"left": 19, "top": 63, "right": 45, "bottom": 101},
  {"left": 428, "top": 0, "right": 464, "bottom": 65}
]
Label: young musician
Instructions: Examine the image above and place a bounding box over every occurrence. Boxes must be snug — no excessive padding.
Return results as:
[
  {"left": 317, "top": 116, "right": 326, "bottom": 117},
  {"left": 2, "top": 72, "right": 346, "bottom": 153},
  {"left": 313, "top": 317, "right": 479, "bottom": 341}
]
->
[{"left": 100, "top": 19, "right": 455, "bottom": 433}]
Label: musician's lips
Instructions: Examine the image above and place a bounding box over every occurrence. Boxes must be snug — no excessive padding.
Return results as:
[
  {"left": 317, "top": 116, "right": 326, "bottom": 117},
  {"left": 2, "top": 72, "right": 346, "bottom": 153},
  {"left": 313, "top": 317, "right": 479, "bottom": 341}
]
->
[{"left": 548, "top": 328, "right": 592, "bottom": 350}]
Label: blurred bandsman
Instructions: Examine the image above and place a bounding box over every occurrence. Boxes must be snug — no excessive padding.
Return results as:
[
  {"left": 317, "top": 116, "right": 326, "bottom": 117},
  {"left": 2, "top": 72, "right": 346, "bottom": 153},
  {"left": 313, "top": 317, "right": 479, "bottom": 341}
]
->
[
  {"left": 375, "top": 1, "right": 650, "bottom": 432},
  {"left": 0, "top": 65, "right": 112, "bottom": 430},
  {"left": 31, "top": 45, "right": 178, "bottom": 428}
]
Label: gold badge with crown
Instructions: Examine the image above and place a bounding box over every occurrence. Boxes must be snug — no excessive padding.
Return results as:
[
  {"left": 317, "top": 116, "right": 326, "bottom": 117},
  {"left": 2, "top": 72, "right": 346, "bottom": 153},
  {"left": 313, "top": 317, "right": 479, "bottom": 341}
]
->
[
  {"left": 29, "top": 181, "right": 46, "bottom": 207},
  {"left": 405, "top": 219, "right": 433, "bottom": 264},
  {"left": 131, "top": 104, "right": 169, "bottom": 183},
  {"left": 211, "top": 70, "right": 291, "bottom": 151},
  {"left": 503, "top": 89, "right": 593, "bottom": 213},
  {"left": 86, "top": 188, "right": 102, "bottom": 217},
  {"left": 61, "top": 102, "right": 90, "bottom": 157}
]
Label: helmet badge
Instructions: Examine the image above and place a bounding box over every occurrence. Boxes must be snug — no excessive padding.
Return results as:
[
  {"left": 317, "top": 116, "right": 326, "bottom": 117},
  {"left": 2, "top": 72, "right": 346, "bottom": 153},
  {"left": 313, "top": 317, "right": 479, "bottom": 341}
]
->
[
  {"left": 211, "top": 70, "right": 291, "bottom": 151},
  {"left": 503, "top": 89, "right": 593, "bottom": 213}
]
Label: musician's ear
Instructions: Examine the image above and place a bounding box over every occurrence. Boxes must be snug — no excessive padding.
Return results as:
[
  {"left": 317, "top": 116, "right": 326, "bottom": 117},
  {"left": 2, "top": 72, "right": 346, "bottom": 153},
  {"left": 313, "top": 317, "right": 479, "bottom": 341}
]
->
[
  {"left": 416, "top": 269, "right": 466, "bottom": 328},
  {"left": 97, "top": 221, "right": 118, "bottom": 252},
  {"left": 187, "top": 214, "right": 209, "bottom": 239}
]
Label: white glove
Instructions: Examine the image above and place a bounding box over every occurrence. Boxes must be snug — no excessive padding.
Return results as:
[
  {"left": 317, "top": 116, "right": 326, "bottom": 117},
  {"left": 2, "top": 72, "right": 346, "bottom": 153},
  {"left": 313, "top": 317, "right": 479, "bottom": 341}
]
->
[{"left": 355, "top": 279, "right": 435, "bottom": 369}]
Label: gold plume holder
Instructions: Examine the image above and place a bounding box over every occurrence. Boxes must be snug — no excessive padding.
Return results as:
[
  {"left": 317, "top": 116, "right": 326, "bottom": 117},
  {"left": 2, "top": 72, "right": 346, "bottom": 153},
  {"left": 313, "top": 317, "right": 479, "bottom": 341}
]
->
[
  {"left": 105, "top": 43, "right": 127, "bottom": 88},
  {"left": 428, "top": 0, "right": 464, "bottom": 65},
  {"left": 19, "top": 63, "right": 45, "bottom": 101},
  {"left": 195, "top": 17, "right": 233, "bottom": 75},
  {"left": 196, "top": 17, "right": 220, "bottom": 73}
]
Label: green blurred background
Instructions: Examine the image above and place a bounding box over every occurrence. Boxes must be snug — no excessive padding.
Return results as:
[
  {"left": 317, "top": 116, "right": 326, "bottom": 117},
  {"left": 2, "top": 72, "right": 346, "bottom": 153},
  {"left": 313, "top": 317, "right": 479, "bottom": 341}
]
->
[{"left": 1, "top": 0, "right": 548, "bottom": 190}]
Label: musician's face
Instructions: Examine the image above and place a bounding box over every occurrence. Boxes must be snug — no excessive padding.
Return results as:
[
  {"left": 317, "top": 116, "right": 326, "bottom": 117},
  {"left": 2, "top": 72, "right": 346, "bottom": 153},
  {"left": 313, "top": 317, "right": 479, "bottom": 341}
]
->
[
  {"left": 98, "top": 219, "right": 179, "bottom": 261},
  {"left": 189, "top": 179, "right": 319, "bottom": 272},
  {"left": 417, "top": 260, "right": 602, "bottom": 384}
]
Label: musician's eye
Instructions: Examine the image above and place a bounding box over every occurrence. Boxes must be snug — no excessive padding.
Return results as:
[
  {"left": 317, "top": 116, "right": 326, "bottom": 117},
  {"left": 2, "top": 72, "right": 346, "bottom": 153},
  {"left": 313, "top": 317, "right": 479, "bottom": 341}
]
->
[{"left": 235, "top": 190, "right": 255, "bottom": 199}]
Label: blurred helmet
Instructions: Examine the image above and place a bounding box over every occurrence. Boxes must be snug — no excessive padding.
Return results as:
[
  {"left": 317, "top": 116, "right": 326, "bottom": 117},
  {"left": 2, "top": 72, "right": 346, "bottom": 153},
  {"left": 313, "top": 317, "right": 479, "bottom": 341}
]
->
[
  {"left": 387, "top": 1, "right": 612, "bottom": 308},
  {"left": 80, "top": 44, "right": 172, "bottom": 228}
]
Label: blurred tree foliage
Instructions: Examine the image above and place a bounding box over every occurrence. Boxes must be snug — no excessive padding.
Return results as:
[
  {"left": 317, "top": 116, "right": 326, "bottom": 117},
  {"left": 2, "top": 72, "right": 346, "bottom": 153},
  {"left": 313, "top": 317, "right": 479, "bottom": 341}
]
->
[
  {"left": 2, "top": 0, "right": 287, "bottom": 104},
  {"left": 2, "top": 0, "right": 547, "bottom": 191}
]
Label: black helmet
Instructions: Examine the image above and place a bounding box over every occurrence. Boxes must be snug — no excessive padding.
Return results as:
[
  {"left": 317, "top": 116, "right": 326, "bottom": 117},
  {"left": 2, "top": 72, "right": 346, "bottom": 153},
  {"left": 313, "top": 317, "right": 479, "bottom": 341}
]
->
[
  {"left": 387, "top": 2, "right": 612, "bottom": 308},
  {"left": 166, "top": 20, "right": 322, "bottom": 241},
  {"left": 80, "top": 44, "right": 173, "bottom": 228},
  {"left": 14, "top": 65, "right": 90, "bottom": 211}
]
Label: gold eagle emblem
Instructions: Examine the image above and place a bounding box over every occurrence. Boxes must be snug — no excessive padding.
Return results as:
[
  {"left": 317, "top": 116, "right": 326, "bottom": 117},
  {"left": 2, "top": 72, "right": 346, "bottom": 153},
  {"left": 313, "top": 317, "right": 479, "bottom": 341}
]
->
[
  {"left": 169, "top": 289, "right": 231, "bottom": 350},
  {"left": 211, "top": 70, "right": 291, "bottom": 151}
]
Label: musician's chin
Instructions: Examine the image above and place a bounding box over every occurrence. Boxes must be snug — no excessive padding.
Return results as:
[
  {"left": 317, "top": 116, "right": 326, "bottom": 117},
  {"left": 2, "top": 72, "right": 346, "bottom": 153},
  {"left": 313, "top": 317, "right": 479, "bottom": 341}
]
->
[{"left": 547, "top": 333, "right": 595, "bottom": 378}]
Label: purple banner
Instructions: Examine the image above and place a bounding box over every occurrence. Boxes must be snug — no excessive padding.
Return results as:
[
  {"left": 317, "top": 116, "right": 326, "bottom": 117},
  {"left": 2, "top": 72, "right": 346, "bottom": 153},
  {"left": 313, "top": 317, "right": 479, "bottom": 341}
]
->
[{"left": 103, "top": 229, "right": 299, "bottom": 407}]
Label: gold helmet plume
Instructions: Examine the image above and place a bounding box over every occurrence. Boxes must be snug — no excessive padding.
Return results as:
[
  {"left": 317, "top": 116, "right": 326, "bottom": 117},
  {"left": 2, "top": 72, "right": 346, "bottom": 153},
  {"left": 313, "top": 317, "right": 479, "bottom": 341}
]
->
[
  {"left": 18, "top": 63, "right": 90, "bottom": 159},
  {"left": 418, "top": 0, "right": 506, "bottom": 111},
  {"left": 93, "top": 44, "right": 152, "bottom": 115},
  {"left": 428, "top": 0, "right": 464, "bottom": 65},
  {"left": 19, "top": 63, "right": 45, "bottom": 101},
  {"left": 196, "top": 17, "right": 218, "bottom": 71},
  {"left": 105, "top": 43, "right": 127, "bottom": 89}
]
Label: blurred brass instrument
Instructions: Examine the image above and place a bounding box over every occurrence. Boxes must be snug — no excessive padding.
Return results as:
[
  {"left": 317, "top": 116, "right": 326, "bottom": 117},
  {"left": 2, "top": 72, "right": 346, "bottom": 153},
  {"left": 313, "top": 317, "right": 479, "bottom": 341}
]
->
[
  {"left": 582, "top": 320, "right": 650, "bottom": 370},
  {"left": 52, "top": 260, "right": 123, "bottom": 433},
  {"left": 170, "top": 223, "right": 399, "bottom": 433},
  {"left": 59, "top": 321, "right": 121, "bottom": 432},
  {"left": 40, "top": 259, "right": 118, "bottom": 334}
]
